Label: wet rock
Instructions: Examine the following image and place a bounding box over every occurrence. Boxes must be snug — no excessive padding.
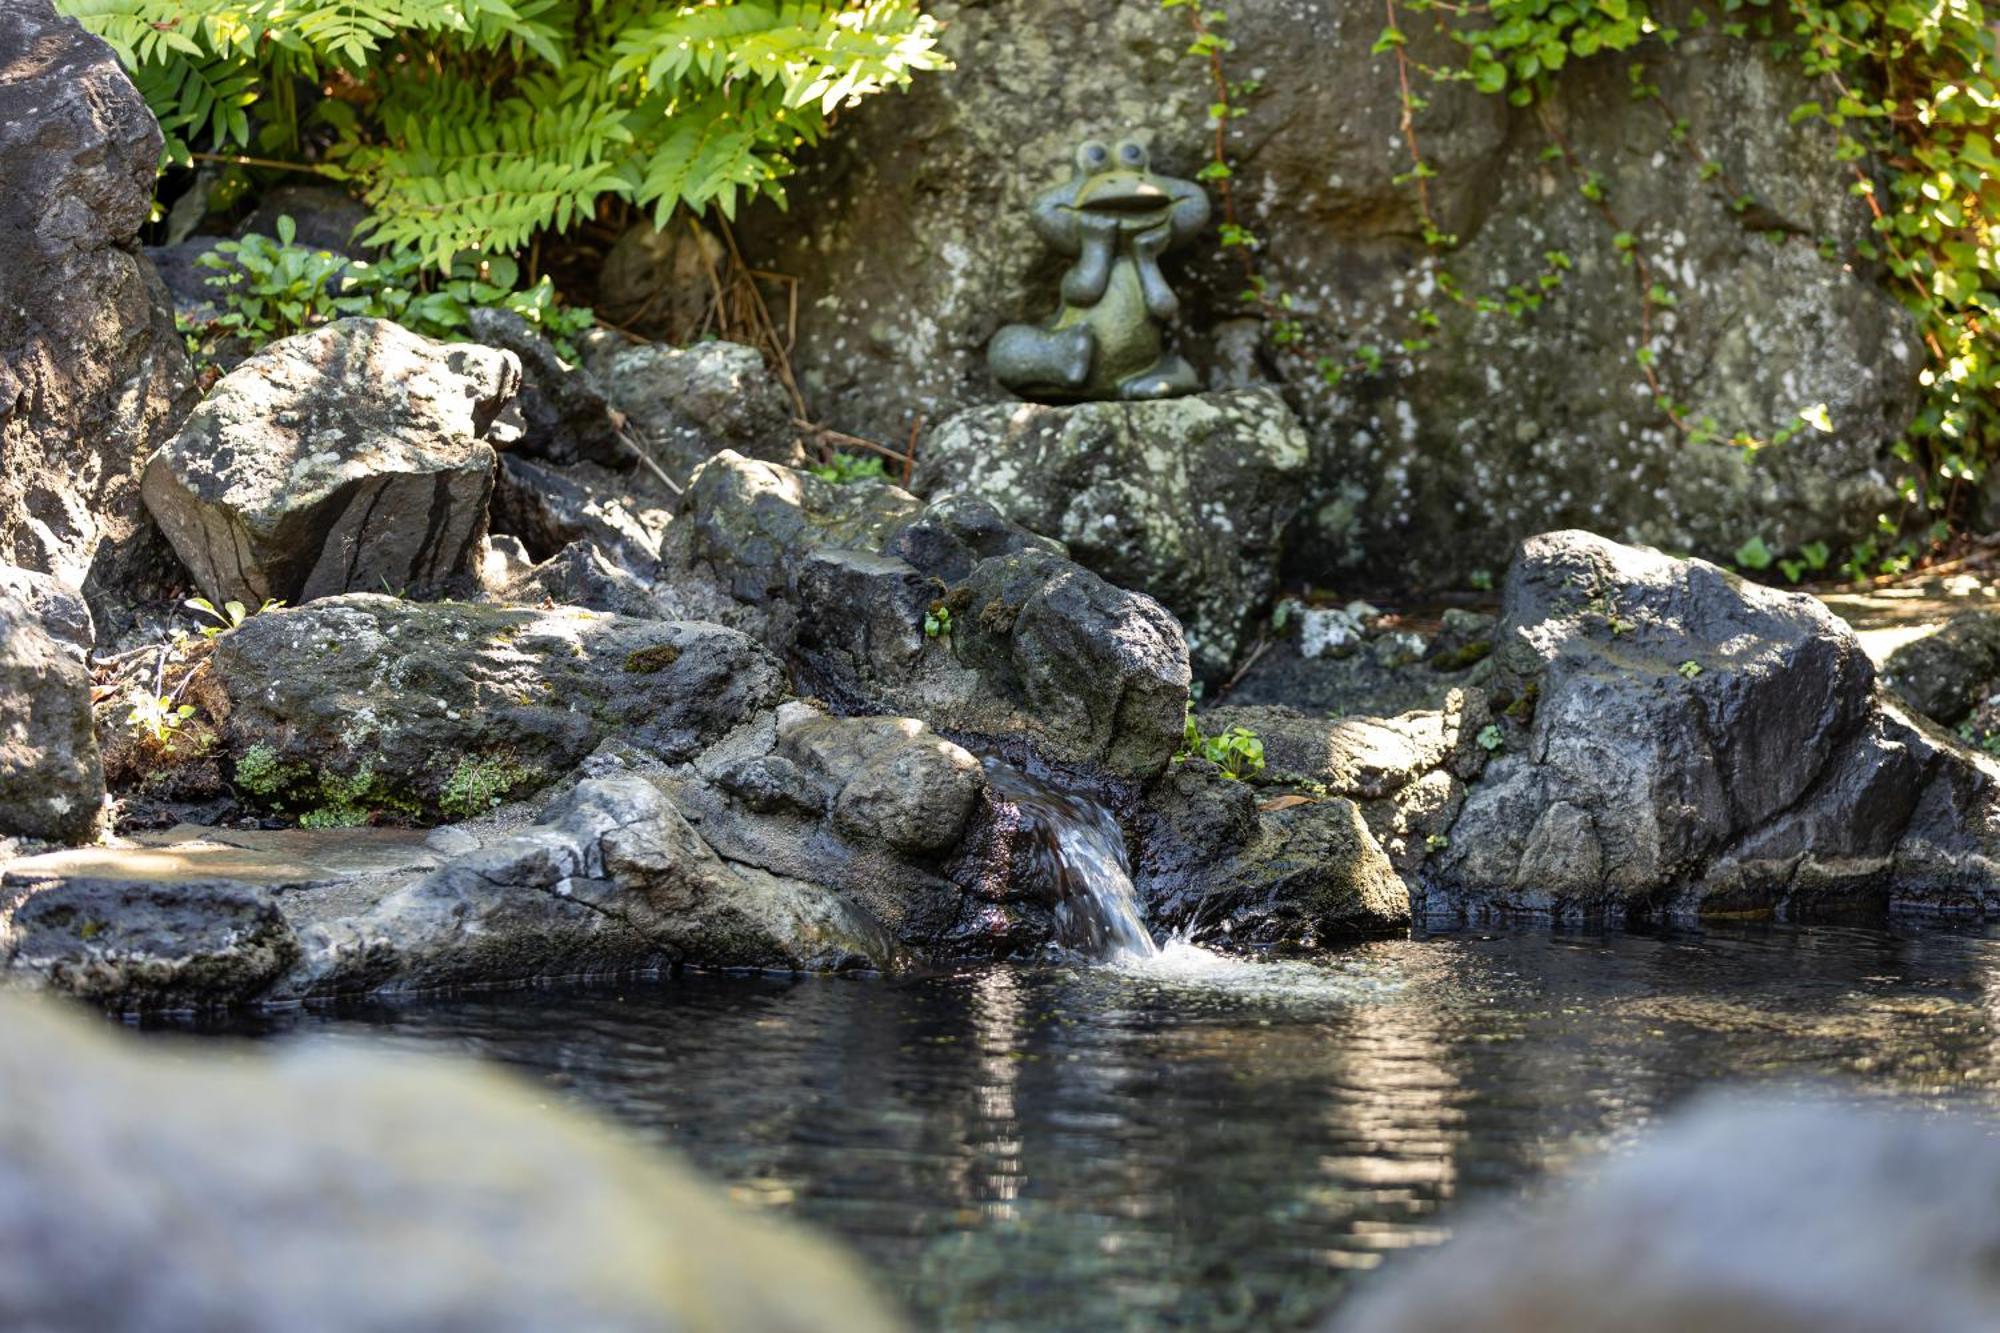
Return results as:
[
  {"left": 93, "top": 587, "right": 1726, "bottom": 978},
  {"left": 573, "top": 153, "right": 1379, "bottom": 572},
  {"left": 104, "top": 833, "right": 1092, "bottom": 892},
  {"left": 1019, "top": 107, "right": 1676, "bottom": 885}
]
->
[
  {"left": 0, "top": 0, "right": 194, "bottom": 619},
  {"left": 739, "top": 0, "right": 1917, "bottom": 586},
  {"left": 1, "top": 874, "right": 297, "bottom": 1011},
  {"left": 491, "top": 453, "right": 671, "bottom": 568},
  {"left": 201, "top": 595, "right": 785, "bottom": 823},
  {"left": 1137, "top": 766, "right": 1408, "bottom": 947},
  {"left": 601, "top": 340, "right": 803, "bottom": 480},
  {"left": 1427, "top": 530, "right": 2000, "bottom": 922},
  {"left": 141, "top": 318, "right": 520, "bottom": 608},
  {"left": 285, "top": 771, "right": 896, "bottom": 996},
  {"left": 774, "top": 705, "right": 985, "bottom": 856},
  {"left": 0, "top": 577, "right": 103, "bottom": 844},
  {"left": 918, "top": 389, "right": 1310, "bottom": 679},
  {"left": 672, "top": 452, "right": 1190, "bottom": 777},
  {"left": 0, "top": 996, "right": 908, "bottom": 1332},
  {"left": 1881, "top": 608, "right": 2000, "bottom": 726},
  {"left": 1331, "top": 1097, "right": 2000, "bottom": 1333},
  {"left": 1200, "top": 689, "right": 1491, "bottom": 875},
  {"left": 469, "top": 306, "right": 629, "bottom": 468}
]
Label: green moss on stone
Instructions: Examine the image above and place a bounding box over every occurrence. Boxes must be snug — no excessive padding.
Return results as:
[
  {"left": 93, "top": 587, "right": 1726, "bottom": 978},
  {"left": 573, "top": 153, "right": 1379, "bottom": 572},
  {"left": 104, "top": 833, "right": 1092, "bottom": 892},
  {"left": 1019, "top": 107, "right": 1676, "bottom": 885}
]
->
[
  {"left": 623, "top": 643, "right": 683, "bottom": 674},
  {"left": 439, "top": 756, "right": 538, "bottom": 820}
]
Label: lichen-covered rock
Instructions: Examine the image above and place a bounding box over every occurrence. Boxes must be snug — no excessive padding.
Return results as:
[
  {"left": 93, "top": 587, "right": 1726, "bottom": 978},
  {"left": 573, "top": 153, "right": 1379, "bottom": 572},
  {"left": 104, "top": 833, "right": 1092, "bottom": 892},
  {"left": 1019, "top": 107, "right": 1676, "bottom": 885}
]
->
[
  {"left": 141, "top": 318, "right": 520, "bottom": 607},
  {"left": 0, "top": 0, "right": 193, "bottom": 618},
  {"left": 917, "top": 389, "right": 1311, "bottom": 678},
  {"left": 601, "top": 340, "right": 803, "bottom": 481},
  {"left": 0, "top": 564, "right": 94, "bottom": 661},
  {"left": 0, "top": 996, "right": 908, "bottom": 1332},
  {"left": 201, "top": 595, "right": 785, "bottom": 824},
  {"left": 0, "top": 578, "right": 103, "bottom": 844},
  {"left": 1428, "top": 530, "right": 2000, "bottom": 922},
  {"left": 1881, "top": 609, "right": 2000, "bottom": 726},
  {"left": 738, "top": 0, "right": 1918, "bottom": 587},
  {"left": 673, "top": 452, "right": 1189, "bottom": 777},
  {"left": 1331, "top": 1097, "right": 2000, "bottom": 1333},
  {"left": 1137, "top": 766, "right": 1409, "bottom": 947}
]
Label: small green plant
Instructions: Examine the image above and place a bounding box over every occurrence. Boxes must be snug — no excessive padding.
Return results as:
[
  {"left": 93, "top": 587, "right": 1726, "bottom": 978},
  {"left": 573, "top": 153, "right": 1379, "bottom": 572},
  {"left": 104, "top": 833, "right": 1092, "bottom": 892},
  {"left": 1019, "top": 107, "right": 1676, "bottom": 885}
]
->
[
  {"left": 232, "top": 741, "right": 300, "bottom": 797},
  {"left": 1425, "top": 832, "right": 1450, "bottom": 852},
  {"left": 195, "top": 222, "right": 596, "bottom": 358},
  {"left": 923, "top": 604, "right": 953, "bottom": 639},
  {"left": 1733, "top": 535, "right": 1775, "bottom": 572},
  {"left": 1677, "top": 660, "right": 1704, "bottom": 681},
  {"left": 1177, "top": 705, "right": 1267, "bottom": 780},
  {"left": 810, "top": 451, "right": 890, "bottom": 485},
  {"left": 185, "top": 595, "right": 285, "bottom": 638},
  {"left": 1467, "top": 569, "right": 1495, "bottom": 592},
  {"left": 126, "top": 689, "right": 196, "bottom": 751},
  {"left": 438, "top": 756, "right": 535, "bottom": 820},
  {"left": 1476, "top": 723, "right": 1505, "bottom": 753}
]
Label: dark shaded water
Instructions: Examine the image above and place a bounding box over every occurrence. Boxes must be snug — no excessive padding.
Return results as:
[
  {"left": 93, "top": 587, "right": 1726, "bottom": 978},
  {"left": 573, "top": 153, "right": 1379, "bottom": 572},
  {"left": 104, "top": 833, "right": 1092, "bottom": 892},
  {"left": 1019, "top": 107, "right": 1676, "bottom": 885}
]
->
[{"left": 191, "top": 924, "right": 2000, "bottom": 1331}]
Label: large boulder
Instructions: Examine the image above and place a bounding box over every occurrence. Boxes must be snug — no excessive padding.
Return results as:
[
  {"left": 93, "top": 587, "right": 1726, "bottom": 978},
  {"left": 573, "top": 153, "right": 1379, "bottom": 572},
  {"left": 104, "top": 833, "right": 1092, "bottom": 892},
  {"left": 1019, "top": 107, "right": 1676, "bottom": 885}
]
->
[
  {"left": 0, "top": 574, "right": 103, "bottom": 844},
  {"left": 1881, "top": 608, "right": 2000, "bottom": 727},
  {"left": 0, "top": 996, "right": 906, "bottom": 1332},
  {"left": 599, "top": 340, "right": 804, "bottom": 481},
  {"left": 199, "top": 595, "right": 786, "bottom": 824},
  {"left": 1426, "top": 530, "right": 2000, "bottom": 921},
  {"left": 738, "top": 0, "right": 1918, "bottom": 587},
  {"left": 917, "top": 389, "right": 1312, "bottom": 679},
  {"left": 142, "top": 318, "right": 520, "bottom": 607},
  {"left": 0, "top": 0, "right": 193, "bottom": 620},
  {"left": 1331, "top": 1097, "right": 2000, "bottom": 1333},
  {"left": 672, "top": 452, "right": 1191, "bottom": 778}
]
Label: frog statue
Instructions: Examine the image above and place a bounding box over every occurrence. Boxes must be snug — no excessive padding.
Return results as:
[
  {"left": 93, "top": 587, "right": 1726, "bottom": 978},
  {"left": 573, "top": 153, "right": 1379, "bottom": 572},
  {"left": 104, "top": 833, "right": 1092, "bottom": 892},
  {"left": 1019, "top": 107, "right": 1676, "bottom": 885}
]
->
[{"left": 988, "top": 137, "right": 1210, "bottom": 402}]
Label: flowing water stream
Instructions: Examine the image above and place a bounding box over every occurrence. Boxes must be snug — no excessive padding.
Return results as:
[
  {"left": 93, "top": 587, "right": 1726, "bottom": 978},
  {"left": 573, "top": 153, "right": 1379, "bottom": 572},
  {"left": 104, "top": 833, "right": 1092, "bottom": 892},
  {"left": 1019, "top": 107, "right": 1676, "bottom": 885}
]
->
[{"left": 978, "top": 757, "right": 1158, "bottom": 961}]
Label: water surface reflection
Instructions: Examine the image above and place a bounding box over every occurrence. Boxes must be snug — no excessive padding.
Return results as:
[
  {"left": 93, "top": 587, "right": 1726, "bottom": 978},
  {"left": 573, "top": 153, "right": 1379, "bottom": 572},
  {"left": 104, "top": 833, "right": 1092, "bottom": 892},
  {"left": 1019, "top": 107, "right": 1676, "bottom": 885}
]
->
[{"left": 197, "top": 923, "right": 2000, "bottom": 1331}]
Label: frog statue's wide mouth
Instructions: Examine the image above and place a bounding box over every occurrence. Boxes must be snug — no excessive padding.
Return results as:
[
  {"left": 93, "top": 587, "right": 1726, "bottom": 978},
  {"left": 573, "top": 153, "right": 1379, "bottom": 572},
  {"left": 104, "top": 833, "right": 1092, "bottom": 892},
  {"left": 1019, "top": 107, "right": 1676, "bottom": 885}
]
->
[{"left": 1073, "top": 173, "right": 1173, "bottom": 216}]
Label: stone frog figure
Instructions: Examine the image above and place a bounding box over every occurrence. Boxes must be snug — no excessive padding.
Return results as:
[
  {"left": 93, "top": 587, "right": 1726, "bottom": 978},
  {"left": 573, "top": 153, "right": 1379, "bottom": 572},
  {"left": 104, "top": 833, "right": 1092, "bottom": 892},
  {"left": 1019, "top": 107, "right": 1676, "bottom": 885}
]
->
[{"left": 989, "top": 137, "right": 1210, "bottom": 402}]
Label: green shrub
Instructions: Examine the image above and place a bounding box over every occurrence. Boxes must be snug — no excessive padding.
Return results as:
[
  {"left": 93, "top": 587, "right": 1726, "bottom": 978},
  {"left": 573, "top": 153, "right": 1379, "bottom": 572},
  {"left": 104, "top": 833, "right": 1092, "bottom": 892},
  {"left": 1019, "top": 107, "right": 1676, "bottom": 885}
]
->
[
  {"left": 65, "top": 0, "right": 949, "bottom": 268},
  {"left": 192, "top": 215, "right": 596, "bottom": 357}
]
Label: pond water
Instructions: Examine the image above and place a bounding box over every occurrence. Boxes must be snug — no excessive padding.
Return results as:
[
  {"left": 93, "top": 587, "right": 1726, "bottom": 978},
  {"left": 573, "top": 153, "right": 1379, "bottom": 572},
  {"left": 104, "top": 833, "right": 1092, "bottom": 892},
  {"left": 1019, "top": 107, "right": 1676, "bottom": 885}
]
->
[{"left": 190, "top": 923, "right": 2000, "bottom": 1331}]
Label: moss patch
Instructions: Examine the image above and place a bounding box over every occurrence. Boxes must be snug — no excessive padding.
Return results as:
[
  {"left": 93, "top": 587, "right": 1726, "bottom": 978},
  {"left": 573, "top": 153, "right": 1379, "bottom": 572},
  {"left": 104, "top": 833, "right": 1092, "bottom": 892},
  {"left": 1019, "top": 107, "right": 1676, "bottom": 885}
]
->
[
  {"left": 439, "top": 756, "right": 539, "bottom": 820},
  {"left": 623, "top": 643, "right": 682, "bottom": 674}
]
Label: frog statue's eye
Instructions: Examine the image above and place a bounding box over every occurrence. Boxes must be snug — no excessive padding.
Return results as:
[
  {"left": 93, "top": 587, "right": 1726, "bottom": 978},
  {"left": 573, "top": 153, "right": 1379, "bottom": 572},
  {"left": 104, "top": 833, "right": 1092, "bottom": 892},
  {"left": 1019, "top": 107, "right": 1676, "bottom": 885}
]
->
[
  {"left": 1076, "top": 140, "right": 1111, "bottom": 172},
  {"left": 1115, "top": 139, "right": 1148, "bottom": 170}
]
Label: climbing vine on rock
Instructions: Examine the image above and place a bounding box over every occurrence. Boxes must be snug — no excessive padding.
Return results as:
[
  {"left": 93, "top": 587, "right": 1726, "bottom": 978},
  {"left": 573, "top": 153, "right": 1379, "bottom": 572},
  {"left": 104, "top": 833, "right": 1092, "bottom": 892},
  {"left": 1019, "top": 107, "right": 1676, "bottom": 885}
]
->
[{"left": 1172, "top": 0, "right": 1997, "bottom": 582}]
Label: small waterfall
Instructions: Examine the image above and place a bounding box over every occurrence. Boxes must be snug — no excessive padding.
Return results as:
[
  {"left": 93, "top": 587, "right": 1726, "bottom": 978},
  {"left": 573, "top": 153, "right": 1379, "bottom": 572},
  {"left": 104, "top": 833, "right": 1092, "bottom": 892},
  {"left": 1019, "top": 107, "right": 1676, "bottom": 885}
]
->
[{"left": 980, "top": 757, "right": 1158, "bottom": 961}]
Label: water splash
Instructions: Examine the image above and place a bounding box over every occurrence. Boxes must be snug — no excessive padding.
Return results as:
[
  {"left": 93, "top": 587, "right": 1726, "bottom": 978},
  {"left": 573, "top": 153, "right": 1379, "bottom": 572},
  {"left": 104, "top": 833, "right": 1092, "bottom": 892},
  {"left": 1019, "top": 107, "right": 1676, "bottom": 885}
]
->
[{"left": 980, "top": 758, "right": 1158, "bottom": 961}]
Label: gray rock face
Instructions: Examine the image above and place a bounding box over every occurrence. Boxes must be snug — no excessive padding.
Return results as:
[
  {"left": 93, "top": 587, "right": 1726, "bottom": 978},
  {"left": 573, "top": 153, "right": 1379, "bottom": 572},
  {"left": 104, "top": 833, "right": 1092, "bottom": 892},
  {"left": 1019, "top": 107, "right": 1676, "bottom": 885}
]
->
[
  {"left": 1137, "top": 767, "right": 1409, "bottom": 947},
  {"left": 675, "top": 452, "right": 1191, "bottom": 777},
  {"left": 142, "top": 318, "right": 520, "bottom": 607},
  {"left": 202, "top": 595, "right": 786, "bottom": 823},
  {"left": 918, "top": 389, "right": 1311, "bottom": 678},
  {"left": 1330, "top": 1097, "right": 2000, "bottom": 1333},
  {"left": 0, "top": 996, "right": 908, "bottom": 1333},
  {"left": 738, "top": 0, "right": 1918, "bottom": 586},
  {"left": 0, "top": 579, "right": 103, "bottom": 844},
  {"left": 1428, "top": 531, "right": 2000, "bottom": 921},
  {"left": 469, "top": 307, "right": 627, "bottom": 468},
  {"left": 1882, "top": 608, "right": 2000, "bottom": 725},
  {"left": 0, "top": 0, "right": 193, "bottom": 616},
  {"left": 601, "top": 340, "right": 803, "bottom": 481}
]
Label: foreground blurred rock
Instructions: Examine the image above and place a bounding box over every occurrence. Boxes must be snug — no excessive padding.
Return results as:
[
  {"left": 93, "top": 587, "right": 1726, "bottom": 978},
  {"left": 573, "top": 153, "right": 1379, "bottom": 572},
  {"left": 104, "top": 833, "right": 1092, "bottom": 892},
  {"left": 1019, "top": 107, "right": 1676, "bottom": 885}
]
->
[
  {"left": 741, "top": 0, "right": 1917, "bottom": 588},
  {"left": 142, "top": 318, "right": 519, "bottom": 607},
  {"left": 1330, "top": 1097, "right": 2000, "bottom": 1333},
  {"left": 1425, "top": 531, "right": 2000, "bottom": 920},
  {"left": 0, "top": 0, "right": 193, "bottom": 626},
  {"left": 0, "top": 996, "right": 905, "bottom": 1333}
]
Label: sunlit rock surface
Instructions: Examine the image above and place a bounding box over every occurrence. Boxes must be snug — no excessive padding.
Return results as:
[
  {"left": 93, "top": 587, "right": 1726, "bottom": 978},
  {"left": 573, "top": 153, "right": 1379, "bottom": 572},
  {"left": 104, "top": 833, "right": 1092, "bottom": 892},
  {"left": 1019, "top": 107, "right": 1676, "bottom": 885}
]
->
[
  {"left": 0, "top": 995, "right": 908, "bottom": 1333},
  {"left": 141, "top": 318, "right": 519, "bottom": 607},
  {"left": 0, "top": 0, "right": 194, "bottom": 629},
  {"left": 918, "top": 389, "right": 1311, "bottom": 680},
  {"left": 1428, "top": 530, "right": 2000, "bottom": 920},
  {"left": 0, "top": 571, "right": 103, "bottom": 845},
  {"left": 1331, "top": 1097, "right": 2000, "bottom": 1333}
]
